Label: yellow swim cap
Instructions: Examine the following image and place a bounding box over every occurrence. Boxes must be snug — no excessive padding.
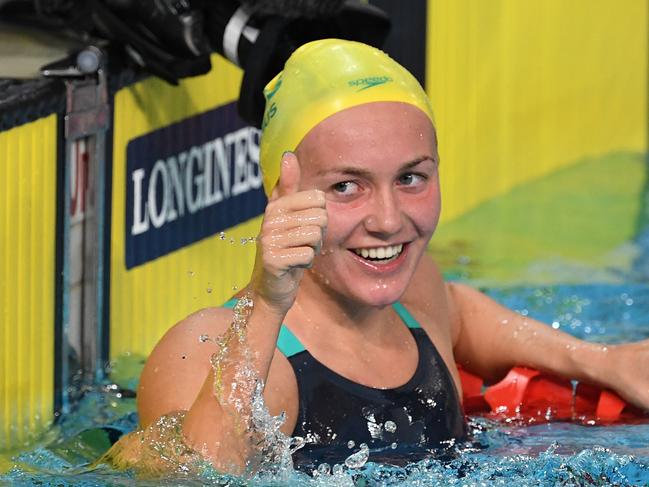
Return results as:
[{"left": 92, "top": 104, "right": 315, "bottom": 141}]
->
[{"left": 259, "top": 38, "right": 435, "bottom": 195}]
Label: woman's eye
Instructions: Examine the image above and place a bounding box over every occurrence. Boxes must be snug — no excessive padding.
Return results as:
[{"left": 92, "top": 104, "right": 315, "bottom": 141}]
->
[
  {"left": 398, "top": 173, "right": 426, "bottom": 186},
  {"left": 332, "top": 181, "right": 359, "bottom": 195}
]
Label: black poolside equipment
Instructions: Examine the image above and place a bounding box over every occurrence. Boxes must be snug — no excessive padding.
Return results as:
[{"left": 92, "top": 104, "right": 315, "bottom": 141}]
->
[
  {"left": 0, "top": 0, "right": 390, "bottom": 126},
  {"left": 204, "top": 0, "right": 391, "bottom": 126}
]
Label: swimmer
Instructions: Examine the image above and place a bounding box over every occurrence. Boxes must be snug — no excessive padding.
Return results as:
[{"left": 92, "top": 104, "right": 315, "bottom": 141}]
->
[{"left": 112, "top": 39, "right": 649, "bottom": 474}]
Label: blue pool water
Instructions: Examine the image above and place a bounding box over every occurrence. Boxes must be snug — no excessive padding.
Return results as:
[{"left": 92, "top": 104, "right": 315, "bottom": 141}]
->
[{"left": 2, "top": 282, "right": 649, "bottom": 486}]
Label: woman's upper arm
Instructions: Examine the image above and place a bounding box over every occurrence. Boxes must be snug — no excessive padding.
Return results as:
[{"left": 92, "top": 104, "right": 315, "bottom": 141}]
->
[
  {"left": 137, "top": 307, "right": 233, "bottom": 428},
  {"left": 136, "top": 306, "right": 299, "bottom": 435}
]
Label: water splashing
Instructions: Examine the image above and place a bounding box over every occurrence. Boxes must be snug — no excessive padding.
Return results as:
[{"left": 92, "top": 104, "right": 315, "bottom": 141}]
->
[
  {"left": 102, "top": 294, "right": 296, "bottom": 480},
  {"left": 344, "top": 443, "right": 369, "bottom": 469}
]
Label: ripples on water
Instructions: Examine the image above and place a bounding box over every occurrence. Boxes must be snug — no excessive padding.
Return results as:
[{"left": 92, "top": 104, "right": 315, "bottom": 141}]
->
[{"left": 2, "top": 284, "right": 649, "bottom": 486}]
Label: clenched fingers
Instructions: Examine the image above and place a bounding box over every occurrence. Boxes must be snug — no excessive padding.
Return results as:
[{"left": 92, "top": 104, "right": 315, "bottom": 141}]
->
[
  {"left": 262, "top": 247, "right": 317, "bottom": 274},
  {"left": 261, "top": 225, "right": 325, "bottom": 254},
  {"left": 262, "top": 206, "right": 328, "bottom": 232},
  {"left": 265, "top": 189, "right": 326, "bottom": 215}
]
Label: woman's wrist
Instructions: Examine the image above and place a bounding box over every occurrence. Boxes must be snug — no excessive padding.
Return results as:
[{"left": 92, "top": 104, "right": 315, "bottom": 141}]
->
[
  {"left": 569, "top": 340, "right": 615, "bottom": 387},
  {"left": 246, "top": 287, "right": 291, "bottom": 322}
]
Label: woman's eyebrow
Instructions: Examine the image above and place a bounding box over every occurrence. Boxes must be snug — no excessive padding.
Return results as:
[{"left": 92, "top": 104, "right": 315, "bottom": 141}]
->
[
  {"left": 315, "top": 166, "right": 372, "bottom": 177},
  {"left": 315, "top": 156, "right": 436, "bottom": 177},
  {"left": 402, "top": 156, "right": 437, "bottom": 169}
]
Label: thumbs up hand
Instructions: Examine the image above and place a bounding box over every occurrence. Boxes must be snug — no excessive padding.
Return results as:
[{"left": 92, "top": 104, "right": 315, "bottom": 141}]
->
[{"left": 251, "top": 151, "right": 327, "bottom": 315}]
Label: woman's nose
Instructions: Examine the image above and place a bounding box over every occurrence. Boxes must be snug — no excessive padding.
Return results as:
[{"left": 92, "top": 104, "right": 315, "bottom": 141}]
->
[{"left": 363, "top": 190, "right": 403, "bottom": 236}]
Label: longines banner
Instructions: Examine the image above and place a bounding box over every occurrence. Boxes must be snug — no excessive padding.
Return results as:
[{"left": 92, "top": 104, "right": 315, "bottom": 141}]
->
[{"left": 125, "top": 102, "right": 266, "bottom": 269}]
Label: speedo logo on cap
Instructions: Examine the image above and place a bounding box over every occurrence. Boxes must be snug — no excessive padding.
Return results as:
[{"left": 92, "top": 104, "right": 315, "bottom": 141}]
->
[{"left": 348, "top": 76, "right": 393, "bottom": 91}]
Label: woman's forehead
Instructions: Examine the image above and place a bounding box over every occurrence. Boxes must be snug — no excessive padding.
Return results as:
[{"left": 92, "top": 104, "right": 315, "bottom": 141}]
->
[{"left": 296, "top": 102, "right": 437, "bottom": 169}]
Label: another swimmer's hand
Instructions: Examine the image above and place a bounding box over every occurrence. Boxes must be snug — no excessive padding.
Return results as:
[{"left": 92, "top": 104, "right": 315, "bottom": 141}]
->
[{"left": 251, "top": 151, "right": 327, "bottom": 315}]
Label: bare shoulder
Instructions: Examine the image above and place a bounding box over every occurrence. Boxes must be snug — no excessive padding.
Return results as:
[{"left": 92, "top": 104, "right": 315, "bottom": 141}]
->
[
  {"left": 399, "top": 253, "right": 464, "bottom": 388},
  {"left": 401, "top": 253, "right": 483, "bottom": 346},
  {"left": 399, "top": 253, "right": 457, "bottom": 346},
  {"left": 137, "top": 306, "right": 299, "bottom": 435},
  {"left": 137, "top": 306, "right": 234, "bottom": 427}
]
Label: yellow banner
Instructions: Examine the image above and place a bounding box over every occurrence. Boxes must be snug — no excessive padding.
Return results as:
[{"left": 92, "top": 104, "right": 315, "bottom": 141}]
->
[
  {"left": 0, "top": 115, "right": 57, "bottom": 450},
  {"left": 427, "top": 0, "right": 648, "bottom": 223}
]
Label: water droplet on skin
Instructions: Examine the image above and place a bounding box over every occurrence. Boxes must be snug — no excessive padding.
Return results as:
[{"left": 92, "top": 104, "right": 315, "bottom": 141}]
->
[{"left": 199, "top": 334, "right": 209, "bottom": 343}]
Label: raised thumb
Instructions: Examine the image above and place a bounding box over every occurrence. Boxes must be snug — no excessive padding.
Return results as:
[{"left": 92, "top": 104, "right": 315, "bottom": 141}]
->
[{"left": 274, "top": 151, "right": 301, "bottom": 198}]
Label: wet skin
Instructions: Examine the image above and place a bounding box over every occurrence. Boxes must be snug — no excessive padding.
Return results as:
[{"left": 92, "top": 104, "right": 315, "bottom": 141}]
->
[
  {"left": 122, "top": 101, "right": 649, "bottom": 475},
  {"left": 296, "top": 102, "right": 441, "bottom": 309}
]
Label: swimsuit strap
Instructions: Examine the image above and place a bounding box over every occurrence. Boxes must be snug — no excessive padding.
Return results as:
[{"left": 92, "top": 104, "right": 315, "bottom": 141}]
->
[
  {"left": 391, "top": 301, "right": 422, "bottom": 329},
  {"left": 222, "top": 298, "right": 420, "bottom": 358}
]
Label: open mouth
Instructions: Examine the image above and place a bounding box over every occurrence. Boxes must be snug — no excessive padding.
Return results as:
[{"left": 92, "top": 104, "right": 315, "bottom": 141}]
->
[{"left": 351, "top": 243, "right": 404, "bottom": 263}]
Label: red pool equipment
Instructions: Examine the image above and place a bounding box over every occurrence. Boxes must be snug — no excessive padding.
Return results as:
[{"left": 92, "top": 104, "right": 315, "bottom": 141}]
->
[{"left": 458, "top": 366, "right": 646, "bottom": 423}]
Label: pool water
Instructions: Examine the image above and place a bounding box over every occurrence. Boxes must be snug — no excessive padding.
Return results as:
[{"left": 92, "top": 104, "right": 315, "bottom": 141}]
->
[{"left": 2, "top": 282, "right": 649, "bottom": 486}]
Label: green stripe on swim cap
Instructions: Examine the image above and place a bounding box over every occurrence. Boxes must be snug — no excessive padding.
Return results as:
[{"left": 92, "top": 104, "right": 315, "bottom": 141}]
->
[{"left": 259, "top": 38, "right": 436, "bottom": 196}]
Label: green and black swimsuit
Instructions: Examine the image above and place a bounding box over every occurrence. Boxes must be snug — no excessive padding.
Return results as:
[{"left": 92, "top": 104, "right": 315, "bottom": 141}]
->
[{"left": 224, "top": 299, "right": 468, "bottom": 464}]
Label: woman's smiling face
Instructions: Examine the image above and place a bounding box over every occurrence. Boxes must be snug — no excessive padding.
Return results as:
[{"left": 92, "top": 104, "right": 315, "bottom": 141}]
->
[{"left": 295, "top": 101, "right": 441, "bottom": 307}]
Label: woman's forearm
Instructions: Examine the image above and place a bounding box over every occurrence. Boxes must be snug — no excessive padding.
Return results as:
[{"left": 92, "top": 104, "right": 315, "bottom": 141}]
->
[
  {"left": 182, "top": 293, "right": 287, "bottom": 473},
  {"left": 451, "top": 283, "right": 610, "bottom": 385}
]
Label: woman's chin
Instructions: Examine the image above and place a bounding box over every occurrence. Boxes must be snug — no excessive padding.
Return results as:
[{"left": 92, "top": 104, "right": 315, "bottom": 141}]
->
[
  {"left": 347, "top": 285, "right": 407, "bottom": 309},
  {"left": 308, "top": 262, "right": 412, "bottom": 308}
]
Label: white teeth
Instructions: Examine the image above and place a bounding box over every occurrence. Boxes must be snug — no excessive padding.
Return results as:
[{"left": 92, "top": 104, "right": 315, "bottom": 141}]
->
[{"left": 353, "top": 244, "right": 404, "bottom": 260}]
